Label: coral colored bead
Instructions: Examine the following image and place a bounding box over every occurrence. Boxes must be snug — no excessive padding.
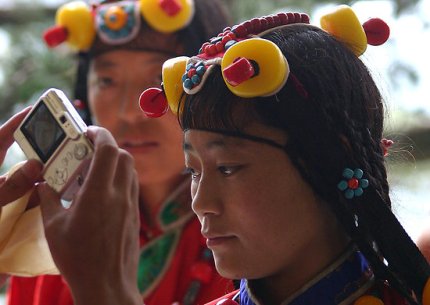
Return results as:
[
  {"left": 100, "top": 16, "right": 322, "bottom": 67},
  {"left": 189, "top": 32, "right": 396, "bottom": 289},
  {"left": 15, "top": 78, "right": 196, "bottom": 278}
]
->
[
  {"left": 260, "top": 18, "right": 268, "bottom": 30},
  {"left": 272, "top": 14, "right": 281, "bottom": 26},
  {"left": 191, "top": 261, "right": 213, "bottom": 283},
  {"left": 348, "top": 178, "right": 359, "bottom": 190},
  {"left": 159, "top": 0, "right": 182, "bottom": 17},
  {"left": 222, "top": 35, "right": 232, "bottom": 44},
  {"left": 215, "top": 41, "right": 224, "bottom": 53},
  {"left": 242, "top": 20, "right": 253, "bottom": 33},
  {"left": 251, "top": 18, "right": 262, "bottom": 33},
  {"left": 266, "top": 15, "right": 275, "bottom": 27},
  {"left": 139, "top": 88, "right": 169, "bottom": 118},
  {"left": 302, "top": 14, "right": 310, "bottom": 24},
  {"left": 187, "top": 68, "right": 196, "bottom": 78},
  {"left": 277, "top": 13, "right": 288, "bottom": 24},
  {"left": 223, "top": 57, "right": 255, "bottom": 87},
  {"left": 206, "top": 44, "right": 218, "bottom": 55},
  {"left": 232, "top": 24, "right": 247, "bottom": 37}
]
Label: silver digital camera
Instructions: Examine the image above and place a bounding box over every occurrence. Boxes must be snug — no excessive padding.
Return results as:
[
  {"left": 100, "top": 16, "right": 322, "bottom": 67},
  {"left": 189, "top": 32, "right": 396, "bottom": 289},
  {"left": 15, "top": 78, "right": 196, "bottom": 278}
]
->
[{"left": 14, "top": 88, "right": 94, "bottom": 201}]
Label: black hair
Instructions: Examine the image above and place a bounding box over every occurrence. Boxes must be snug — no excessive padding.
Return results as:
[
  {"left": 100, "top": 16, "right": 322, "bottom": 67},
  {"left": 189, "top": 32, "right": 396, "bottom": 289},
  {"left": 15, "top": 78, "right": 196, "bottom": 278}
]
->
[
  {"left": 179, "top": 24, "right": 430, "bottom": 304},
  {"left": 73, "top": 0, "right": 231, "bottom": 125}
]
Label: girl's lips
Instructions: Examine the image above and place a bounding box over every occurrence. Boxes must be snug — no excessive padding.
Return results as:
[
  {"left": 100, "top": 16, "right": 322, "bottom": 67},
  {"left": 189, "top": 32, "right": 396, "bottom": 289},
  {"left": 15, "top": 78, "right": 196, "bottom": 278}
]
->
[{"left": 205, "top": 235, "right": 236, "bottom": 248}]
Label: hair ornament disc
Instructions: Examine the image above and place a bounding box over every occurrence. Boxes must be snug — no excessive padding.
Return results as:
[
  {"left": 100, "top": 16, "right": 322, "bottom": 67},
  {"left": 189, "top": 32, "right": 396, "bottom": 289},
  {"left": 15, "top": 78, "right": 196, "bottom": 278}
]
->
[
  {"left": 320, "top": 5, "right": 368, "bottom": 56},
  {"left": 43, "top": 1, "right": 96, "bottom": 50},
  {"left": 139, "top": 0, "right": 195, "bottom": 33},
  {"left": 221, "top": 38, "right": 289, "bottom": 98}
]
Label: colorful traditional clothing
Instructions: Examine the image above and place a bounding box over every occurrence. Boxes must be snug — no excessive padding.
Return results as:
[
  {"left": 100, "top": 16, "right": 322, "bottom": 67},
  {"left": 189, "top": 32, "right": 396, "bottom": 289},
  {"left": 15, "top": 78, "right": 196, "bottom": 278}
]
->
[
  {"left": 206, "top": 247, "right": 408, "bottom": 305},
  {"left": 7, "top": 178, "right": 233, "bottom": 305}
]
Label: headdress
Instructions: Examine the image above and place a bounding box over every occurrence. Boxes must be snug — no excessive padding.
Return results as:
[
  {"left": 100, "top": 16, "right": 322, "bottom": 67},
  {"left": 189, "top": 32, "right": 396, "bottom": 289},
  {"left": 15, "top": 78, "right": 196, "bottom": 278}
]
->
[
  {"left": 139, "top": 5, "right": 390, "bottom": 118},
  {"left": 43, "top": 0, "right": 195, "bottom": 51}
]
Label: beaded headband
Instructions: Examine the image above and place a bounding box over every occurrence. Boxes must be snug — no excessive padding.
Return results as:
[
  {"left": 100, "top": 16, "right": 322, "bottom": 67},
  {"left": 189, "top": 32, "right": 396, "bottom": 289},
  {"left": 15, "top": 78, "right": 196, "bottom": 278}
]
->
[
  {"left": 43, "top": 0, "right": 195, "bottom": 51},
  {"left": 139, "top": 5, "right": 390, "bottom": 118}
]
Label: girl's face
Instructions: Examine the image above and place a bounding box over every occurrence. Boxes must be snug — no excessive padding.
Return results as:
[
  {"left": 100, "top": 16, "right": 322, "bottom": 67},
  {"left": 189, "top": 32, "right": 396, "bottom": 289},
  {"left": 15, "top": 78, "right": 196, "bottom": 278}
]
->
[
  {"left": 88, "top": 50, "right": 185, "bottom": 187},
  {"left": 184, "top": 123, "right": 347, "bottom": 282}
]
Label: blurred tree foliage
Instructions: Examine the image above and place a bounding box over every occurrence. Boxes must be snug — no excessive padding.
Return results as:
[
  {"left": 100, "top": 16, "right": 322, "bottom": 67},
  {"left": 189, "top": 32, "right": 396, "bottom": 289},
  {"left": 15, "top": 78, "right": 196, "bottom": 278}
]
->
[{"left": 0, "top": 0, "right": 422, "bottom": 122}]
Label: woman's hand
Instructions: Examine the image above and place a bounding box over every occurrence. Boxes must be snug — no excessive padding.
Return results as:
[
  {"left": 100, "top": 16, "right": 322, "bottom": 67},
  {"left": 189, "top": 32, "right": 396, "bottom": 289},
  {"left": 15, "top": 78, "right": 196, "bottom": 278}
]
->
[
  {"left": 0, "top": 107, "right": 43, "bottom": 208},
  {"left": 38, "top": 126, "right": 142, "bottom": 305}
]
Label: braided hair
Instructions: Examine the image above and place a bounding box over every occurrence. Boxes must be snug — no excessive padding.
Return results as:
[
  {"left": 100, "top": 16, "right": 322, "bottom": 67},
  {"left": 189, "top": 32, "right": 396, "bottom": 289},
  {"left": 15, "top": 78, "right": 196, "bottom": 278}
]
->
[{"left": 178, "top": 24, "right": 430, "bottom": 304}]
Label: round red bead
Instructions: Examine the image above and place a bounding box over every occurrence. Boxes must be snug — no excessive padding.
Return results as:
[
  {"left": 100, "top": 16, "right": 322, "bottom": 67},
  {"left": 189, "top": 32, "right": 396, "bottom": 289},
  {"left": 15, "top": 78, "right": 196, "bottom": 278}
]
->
[{"left": 348, "top": 178, "right": 360, "bottom": 190}]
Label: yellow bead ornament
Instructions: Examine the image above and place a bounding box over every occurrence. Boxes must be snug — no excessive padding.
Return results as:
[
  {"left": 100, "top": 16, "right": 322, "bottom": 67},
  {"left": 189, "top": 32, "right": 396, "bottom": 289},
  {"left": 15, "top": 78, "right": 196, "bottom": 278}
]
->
[
  {"left": 354, "top": 295, "right": 384, "bottom": 305},
  {"left": 320, "top": 5, "right": 367, "bottom": 57},
  {"left": 424, "top": 278, "right": 430, "bottom": 305},
  {"left": 55, "top": 1, "right": 96, "bottom": 50},
  {"left": 162, "top": 56, "right": 189, "bottom": 114},
  {"left": 104, "top": 6, "right": 128, "bottom": 31},
  {"left": 139, "top": 0, "right": 194, "bottom": 33},
  {"left": 221, "top": 38, "right": 289, "bottom": 98}
]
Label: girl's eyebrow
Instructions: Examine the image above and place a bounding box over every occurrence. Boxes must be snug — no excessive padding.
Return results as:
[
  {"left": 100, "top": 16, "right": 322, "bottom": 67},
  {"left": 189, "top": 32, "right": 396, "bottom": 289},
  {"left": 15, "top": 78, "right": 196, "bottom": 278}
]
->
[{"left": 183, "top": 138, "right": 227, "bottom": 152}]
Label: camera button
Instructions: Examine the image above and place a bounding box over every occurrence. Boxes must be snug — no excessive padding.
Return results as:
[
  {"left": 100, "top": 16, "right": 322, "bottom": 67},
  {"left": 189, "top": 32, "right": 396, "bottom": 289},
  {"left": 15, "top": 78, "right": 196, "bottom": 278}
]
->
[{"left": 74, "top": 143, "right": 88, "bottom": 160}]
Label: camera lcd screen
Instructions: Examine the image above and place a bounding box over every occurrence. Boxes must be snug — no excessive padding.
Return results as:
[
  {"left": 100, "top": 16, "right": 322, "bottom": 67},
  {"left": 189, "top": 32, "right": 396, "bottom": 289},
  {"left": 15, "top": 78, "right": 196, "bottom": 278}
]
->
[{"left": 21, "top": 101, "right": 66, "bottom": 163}]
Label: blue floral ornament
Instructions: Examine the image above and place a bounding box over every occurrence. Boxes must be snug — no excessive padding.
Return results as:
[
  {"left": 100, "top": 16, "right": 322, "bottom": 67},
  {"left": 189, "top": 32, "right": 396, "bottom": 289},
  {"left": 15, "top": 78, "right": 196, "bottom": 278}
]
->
[{"left": 337, "top": 168, "right": 369, "bottom": 199}]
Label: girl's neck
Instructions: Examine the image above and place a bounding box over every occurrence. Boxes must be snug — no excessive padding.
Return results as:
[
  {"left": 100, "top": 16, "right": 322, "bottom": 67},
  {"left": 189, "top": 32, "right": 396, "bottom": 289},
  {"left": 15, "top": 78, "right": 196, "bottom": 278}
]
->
[
  {"left": 251, "top": 229, "right": 350, "bottom": 305},
  {"left": 138, "top": 175, "right": 186, "bottom": 225}
]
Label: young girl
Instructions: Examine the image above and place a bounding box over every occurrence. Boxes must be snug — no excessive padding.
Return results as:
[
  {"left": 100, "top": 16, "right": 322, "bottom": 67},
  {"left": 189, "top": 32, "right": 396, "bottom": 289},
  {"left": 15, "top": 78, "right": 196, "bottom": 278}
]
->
[{"left": 137, "top": 5, "right": 430, "bottom": 304}]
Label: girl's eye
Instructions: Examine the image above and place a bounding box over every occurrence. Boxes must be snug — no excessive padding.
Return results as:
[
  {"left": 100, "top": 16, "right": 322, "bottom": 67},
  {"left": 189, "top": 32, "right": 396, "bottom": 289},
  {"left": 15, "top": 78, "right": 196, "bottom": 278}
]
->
[
  {"left": 97, "top": 77, "right": 114, "bottom": 88},
  {"left": 185, "top": 167, "right": 201, "bottom": 180},
  {"left": 218, "top": 165, "right": 238, "bottom": 176}
]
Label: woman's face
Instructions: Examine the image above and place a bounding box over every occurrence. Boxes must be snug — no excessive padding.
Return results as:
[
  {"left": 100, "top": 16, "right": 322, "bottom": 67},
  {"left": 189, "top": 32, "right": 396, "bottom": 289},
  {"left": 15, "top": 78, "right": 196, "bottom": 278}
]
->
[
  {"left": 88, "top": 50, "right": 185, "bottom": 187},
  {"left": 184, "top": 123, "right": 345, "bottom": 281}
]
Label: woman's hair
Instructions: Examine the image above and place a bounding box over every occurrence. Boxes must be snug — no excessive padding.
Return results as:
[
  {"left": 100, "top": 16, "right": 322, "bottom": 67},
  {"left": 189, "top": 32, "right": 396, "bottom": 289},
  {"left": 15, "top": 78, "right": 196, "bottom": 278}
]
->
[
  {"left": 74, "top": 0, "right": 231, "bottom": 124},
  {"left": 179, "top": 24, "right": 430, "bottom": 304}
]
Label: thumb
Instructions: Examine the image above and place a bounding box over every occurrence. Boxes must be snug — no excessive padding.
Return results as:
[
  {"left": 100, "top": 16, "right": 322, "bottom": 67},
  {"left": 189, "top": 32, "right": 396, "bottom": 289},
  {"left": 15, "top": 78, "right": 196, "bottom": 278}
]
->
[{"left": 37, "top": 182, "right": 65, "bottom": 225}]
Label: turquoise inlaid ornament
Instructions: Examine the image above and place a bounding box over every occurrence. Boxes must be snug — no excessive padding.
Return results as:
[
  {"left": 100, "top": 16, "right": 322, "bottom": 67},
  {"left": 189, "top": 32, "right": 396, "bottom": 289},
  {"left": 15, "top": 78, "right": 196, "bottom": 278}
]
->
[{"left": 337, "top": 168, "right": 369, "bottom": 199}]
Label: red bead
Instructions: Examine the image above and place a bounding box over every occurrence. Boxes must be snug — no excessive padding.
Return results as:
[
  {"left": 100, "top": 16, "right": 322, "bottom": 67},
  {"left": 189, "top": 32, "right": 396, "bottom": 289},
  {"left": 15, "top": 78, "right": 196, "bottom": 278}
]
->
[
  {"left": 43, "top": 26, "right": 68, "bottom": 48},
  {"left": 223, "top": 57, "right": 256, "bottom": 87},
  {"left": 301, "top": 14, "right": 310, "bottom": 24},
  {"left": 215, "top": 41, "right": 224, "bottom": 53},
  {"left": 139, "top": 88, "right": 169, "bottom": 118},
  {"left": 159, "top": 0, "right": 182, "bottom": 16},
  {"left": 242, "top": 20, "right": 253, "bottom": 34},
  {"left": 277, "top": 13, "right": 288, "bottom": 24},
  {"left": 221, "top": 35, "right": 232, "bottom": 44},
  {"left": 260, "top": 17, "right": 268, "bottom": 30},
  {"left": 294, "top": 13, "right": 301, "bottom": 23},
  {"left": 266, "top": 15, "right": 275, "bottom": 28},
  {"left": 286, "top": 12, "right": 295, "bottom": 24},
  {"left": 187, "top": 68, "right": 196, "bottom": 78},
  {"left": 190, "top": 261, "right": 213, "bottom": 283},
  {"left": 227, "top": 32, "right": 236, "bottom": 40},
  {"left": 272, "top": 14, "right": 281, "bottom": 26},
  {"left": 363, "top": 18, "right": 390, "bottom": 46},
  {"left": 251, "top": 18, "right": 262, "bottom": 33},
  {"left": 205, "top": 44, "right": 218, "bottom": 56},
  {"left": 232, "top": 24, "right": 247, "bottom": 37},
  {"left": 348, "top": 178, "right": 360, "bottom": 190}
]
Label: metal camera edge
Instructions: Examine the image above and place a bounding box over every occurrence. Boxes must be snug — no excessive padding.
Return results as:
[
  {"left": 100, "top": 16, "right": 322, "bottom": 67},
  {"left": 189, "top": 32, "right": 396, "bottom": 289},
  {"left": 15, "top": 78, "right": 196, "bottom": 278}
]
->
[{"left": 13, "top": 88, "right": 94, "bottom": 201}]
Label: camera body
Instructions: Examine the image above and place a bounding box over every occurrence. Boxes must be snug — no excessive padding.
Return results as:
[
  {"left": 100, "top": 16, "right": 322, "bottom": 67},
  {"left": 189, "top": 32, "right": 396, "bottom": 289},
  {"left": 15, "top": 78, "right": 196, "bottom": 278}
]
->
[{"left": 14, "top": 88, "right": 94, "bottom": 201}]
